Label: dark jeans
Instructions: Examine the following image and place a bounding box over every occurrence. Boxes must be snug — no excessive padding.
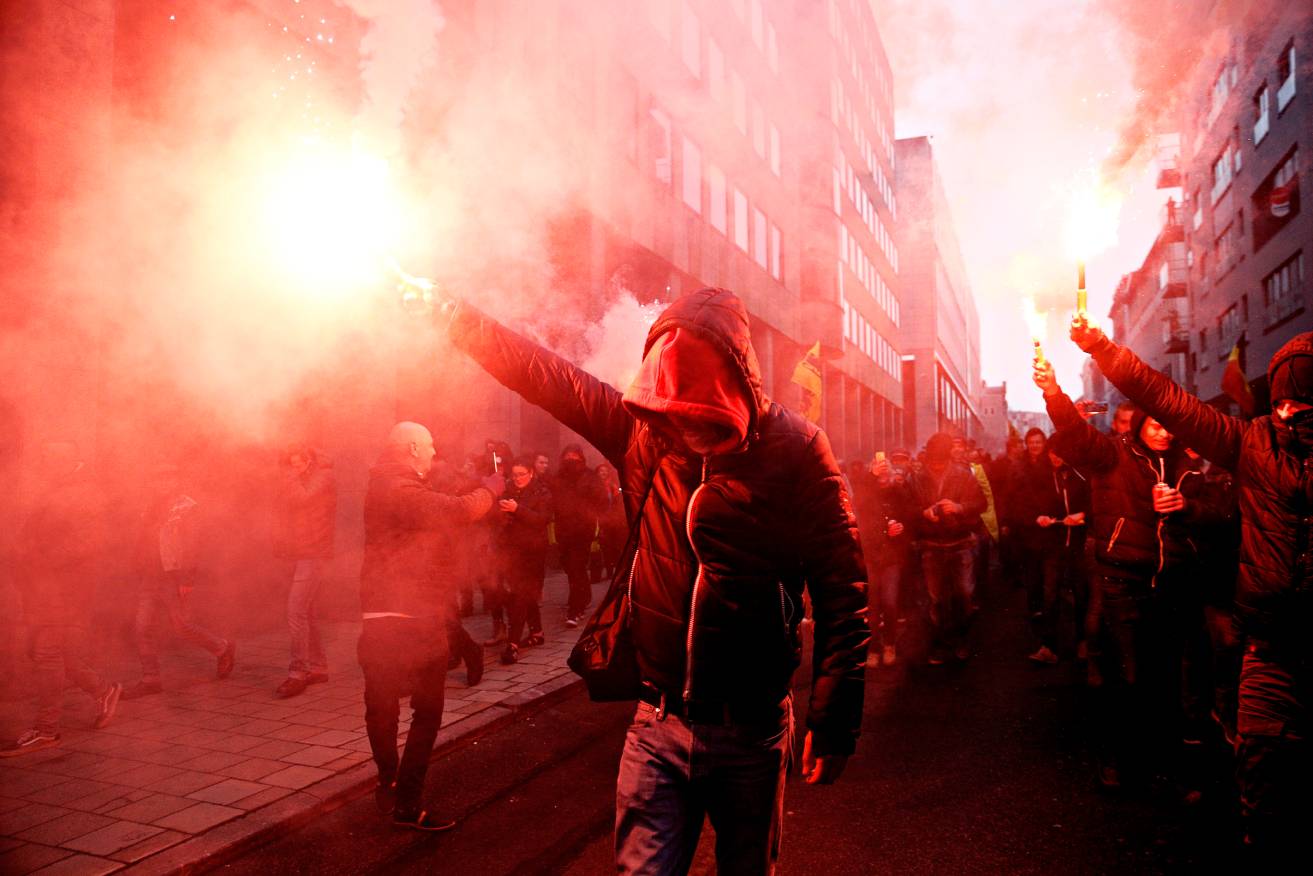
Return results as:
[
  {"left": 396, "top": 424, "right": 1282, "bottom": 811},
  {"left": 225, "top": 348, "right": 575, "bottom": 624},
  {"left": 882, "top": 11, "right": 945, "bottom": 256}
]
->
[
  {"left": 31, "top": 623, "right": 107, "bottom": 735},
  {"left": 357, "top": 616, "right": 448, "bottom": 814},
  {"left": 1089, "top": 576, "right": 1185, "bottom": 776},
  {"left": 870, "top": 563, "right": 902, "bottom": 649},
  {"left": 1022, "top": 547, "right": 1062, "bottom": 650},
  {"left": 136, "top": 572, "right": 226, "bottom": 682},
  {"left": 560, "top": 536, "right": 593, "bottom": 618},
  {"left": 287, "top": 559, "right": 327, "bottom": 680},
  {"left": 1059, "top": 539, "right": 1090, "bottom": 649},
  {"left": 920, "top": 546, "right": 975, "bottom": 653},
  {"left": 614, "top": 698, "right": 793, "bottom": 875},
  {"left": 1236, "top": 641, "right": 1309, "bottom": 859},
  {"left": 505, "top": 552, "right": 545, "bottom": 646}
]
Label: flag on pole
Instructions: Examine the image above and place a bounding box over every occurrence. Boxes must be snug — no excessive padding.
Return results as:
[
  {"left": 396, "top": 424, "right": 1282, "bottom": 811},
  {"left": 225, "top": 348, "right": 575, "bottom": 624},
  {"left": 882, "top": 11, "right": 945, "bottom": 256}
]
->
[
  {"left": 791, "top": 342, "right": 823, "bottom": 422},
  {"left": 1221, "top": 342, "right": 1255, "bottom": 416}
]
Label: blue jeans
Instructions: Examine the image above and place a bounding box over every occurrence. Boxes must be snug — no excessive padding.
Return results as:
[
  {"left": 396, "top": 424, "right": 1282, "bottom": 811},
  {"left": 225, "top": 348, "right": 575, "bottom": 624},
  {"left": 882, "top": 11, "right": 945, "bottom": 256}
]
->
[
  {"left": 31, "top": 624, "right": 107, "bottom": 734},
  {"left": 287, "top": 559, "right": 327, "bottom": 679},
  {"left": 615, "top": 698, "right": 793, "bottom": 876},
  {"left": 136, "top": 572, "right": 227, "bottom": 682},
  {"left": 921, "top": 546, "right": 975, "bottom": 652}
]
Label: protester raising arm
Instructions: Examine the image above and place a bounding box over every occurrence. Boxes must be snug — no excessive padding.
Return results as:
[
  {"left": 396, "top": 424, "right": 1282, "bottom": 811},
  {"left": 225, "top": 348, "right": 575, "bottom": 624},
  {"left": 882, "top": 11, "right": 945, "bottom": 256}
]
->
[
  {"left": 442, "top": 300, "right": 634, "bottom": 467},
  {"left": 1069, "top": 315, "right": 1246, "bottom": 471},
  {"left": 1032, "top": 356, "right": 1118, "bottom": 475}
]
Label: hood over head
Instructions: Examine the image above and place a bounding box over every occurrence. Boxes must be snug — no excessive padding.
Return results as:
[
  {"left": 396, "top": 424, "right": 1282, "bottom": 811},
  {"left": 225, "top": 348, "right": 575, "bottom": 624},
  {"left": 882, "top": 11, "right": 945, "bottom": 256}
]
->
[
  {"left": 1268, "top": 332, "right": 1313, "bottom": 405},
  {"left": 622, "top": 288, "right": 765, "bottom": 454}
]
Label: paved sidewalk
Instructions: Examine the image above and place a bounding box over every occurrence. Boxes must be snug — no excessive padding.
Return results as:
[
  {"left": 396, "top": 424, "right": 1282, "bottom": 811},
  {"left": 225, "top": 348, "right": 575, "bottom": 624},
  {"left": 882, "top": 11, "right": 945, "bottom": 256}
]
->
[{"left": 0, "top": 573, "right": 588, "bottom": 875}]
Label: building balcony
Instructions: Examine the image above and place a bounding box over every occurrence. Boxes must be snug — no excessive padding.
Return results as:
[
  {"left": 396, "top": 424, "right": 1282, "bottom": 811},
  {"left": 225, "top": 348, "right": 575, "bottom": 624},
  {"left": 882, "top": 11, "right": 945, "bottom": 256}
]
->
[
  {"left": 1165, "top": 330, "right": 1190, "bottom": 354},
  {"left": 1161, "top": 279, "right": 1188, "bottom": 299},
  {"left": 1155, "top": 135, "right": 1181, "bottom": 189}
]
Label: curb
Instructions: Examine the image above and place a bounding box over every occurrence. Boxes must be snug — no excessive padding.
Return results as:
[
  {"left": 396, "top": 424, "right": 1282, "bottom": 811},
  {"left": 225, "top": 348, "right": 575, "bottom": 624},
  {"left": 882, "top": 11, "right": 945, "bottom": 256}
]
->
[{"left": 123, "top": 672, "right": 583, "bottom": 875}]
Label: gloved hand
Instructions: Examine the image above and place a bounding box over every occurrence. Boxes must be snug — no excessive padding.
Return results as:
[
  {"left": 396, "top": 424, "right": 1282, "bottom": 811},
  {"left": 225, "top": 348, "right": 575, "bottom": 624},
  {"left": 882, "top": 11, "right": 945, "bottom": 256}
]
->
[
  {"left": 1070, "top": 313, "right": 1107, "bottom": 353},
  {"left": 482, "top": 473, "right": 506, "bottom": 498}
]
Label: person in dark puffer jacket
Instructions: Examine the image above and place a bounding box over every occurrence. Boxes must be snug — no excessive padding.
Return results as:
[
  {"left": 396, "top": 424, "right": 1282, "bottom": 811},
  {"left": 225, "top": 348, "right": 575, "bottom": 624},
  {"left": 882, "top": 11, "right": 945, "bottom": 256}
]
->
[
  {"left": 434, "top": 286, "right": 868, "bottom": 875},
  {"left": 1036, "top": 357, "right": 1225, "bottom": 790},
  {"left": 1068, "top": 320, "right": 1313, "bottom": 860}
]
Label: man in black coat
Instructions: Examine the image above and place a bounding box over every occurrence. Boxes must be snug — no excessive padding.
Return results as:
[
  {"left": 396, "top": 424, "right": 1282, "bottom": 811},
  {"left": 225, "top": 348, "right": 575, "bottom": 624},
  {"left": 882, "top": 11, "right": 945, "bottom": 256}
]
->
[
  {"left": 1068, "top": 320, "right": 1313, "bottom": 858},
  {"left": 554, "top": 443, "right": 606, "bottom": 627},
  {"left": 358, "top": 422, "right": 503, "bottom": 831},
  {"left": 434, "top": 286, "right": 868, "bottom": 875}
]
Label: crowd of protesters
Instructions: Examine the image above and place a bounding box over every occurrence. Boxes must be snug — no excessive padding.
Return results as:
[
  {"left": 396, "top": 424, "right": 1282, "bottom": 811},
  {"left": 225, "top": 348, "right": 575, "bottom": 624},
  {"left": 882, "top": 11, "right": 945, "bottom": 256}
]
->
[{"left": 5, "top": 288, "right": 1307, "bottom": 864}]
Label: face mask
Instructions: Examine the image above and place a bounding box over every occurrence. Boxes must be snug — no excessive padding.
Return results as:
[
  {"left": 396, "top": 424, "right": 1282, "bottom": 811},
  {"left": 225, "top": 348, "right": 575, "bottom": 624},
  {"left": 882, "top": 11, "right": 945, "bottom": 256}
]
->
[{"left": 1288, "top": 407, "right": 1313, "bottom": 448}]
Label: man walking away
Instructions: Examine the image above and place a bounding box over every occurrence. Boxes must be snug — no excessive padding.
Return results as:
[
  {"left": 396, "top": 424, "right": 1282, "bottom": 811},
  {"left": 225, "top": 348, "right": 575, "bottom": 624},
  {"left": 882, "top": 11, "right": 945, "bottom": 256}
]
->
[
  {"left": 272, "top": 444, "right": 337, "bottom": 699},
  {"left": 359, "top": 422, "right": 503, "bottom": 831},
  {"left": 554, "top": 444, "right": 605, "bottom": 627},
  {"left": 2, "top": 442, "right": 121, "bottom": 756},
  {"left": 910, "top": 433, "right": 987, "bottom": 665},
  {"left": 123, "top": 464, "right": 234, "bottom": 699}
]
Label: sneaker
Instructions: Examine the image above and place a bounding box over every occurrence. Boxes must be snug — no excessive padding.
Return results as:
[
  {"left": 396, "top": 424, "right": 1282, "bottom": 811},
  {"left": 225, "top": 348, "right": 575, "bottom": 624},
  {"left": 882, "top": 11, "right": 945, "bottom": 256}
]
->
[
  {"left": 524, "top": 632, "right": 545, "bottom": 647},
  {"left": 564, "top": 615, "right": 579, "bottom": 629},
  {"left": 393, "top": 809, "right": 456, "bottom": 832},
  {"left": 94, "top": 682, "right": 123, "bottom": 729},
  {"left": 216, "top": 641, "right": 236, "bottom": 679},
  {"left": 500, "top": 643, "right": 519, "bottom": 665},
  {"left": 275, "top": 677, "right": 308, "bottom": 699},
  {"left": 1028, "top": 646, "right": 1058, "bottom": 665},
  {"left": 881, "top": 644, "right": 897, "bottom": 667},
  {"left": 0, "top": 729, "right": 60, "bottom": 757},
  {"left": 305, "top": 672, "right": 330, "bottom": 685},
  {"left": 121, "top": 680, "right": 163, "bottom": 700},
  {"left": 374, "top": 780, "right": 397, "bottom": 815}
]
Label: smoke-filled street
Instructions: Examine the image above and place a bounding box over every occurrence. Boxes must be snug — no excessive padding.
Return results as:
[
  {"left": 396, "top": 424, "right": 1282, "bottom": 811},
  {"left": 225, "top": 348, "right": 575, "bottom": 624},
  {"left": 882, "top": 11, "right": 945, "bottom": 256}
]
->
[{"left": 3, "top": 0, "right": 1312, "bottom": 873}]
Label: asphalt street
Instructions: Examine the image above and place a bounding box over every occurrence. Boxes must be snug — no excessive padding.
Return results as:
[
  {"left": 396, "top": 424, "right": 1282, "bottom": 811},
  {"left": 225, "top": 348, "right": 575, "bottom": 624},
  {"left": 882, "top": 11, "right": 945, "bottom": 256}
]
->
[{"left": 216, "top": 579, "right": 1242, "bottom": 875}]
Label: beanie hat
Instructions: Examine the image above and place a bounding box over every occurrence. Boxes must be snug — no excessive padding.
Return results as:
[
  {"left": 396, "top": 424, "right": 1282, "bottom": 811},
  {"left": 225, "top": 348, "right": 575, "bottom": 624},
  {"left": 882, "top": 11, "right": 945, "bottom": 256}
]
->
[{"left": 1268, "top": 332, "right": 1313, "bottom": 404}]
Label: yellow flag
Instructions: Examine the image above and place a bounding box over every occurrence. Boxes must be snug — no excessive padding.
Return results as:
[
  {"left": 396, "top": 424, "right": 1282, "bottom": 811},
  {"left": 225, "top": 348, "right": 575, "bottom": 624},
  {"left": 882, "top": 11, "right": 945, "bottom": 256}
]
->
[{"left": 791, "top": 342, "right": 823, "bottom": 422}]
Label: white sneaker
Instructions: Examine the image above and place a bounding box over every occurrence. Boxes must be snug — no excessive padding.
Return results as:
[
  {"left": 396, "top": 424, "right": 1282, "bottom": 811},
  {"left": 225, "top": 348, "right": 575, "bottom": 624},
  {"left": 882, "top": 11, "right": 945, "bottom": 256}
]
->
[{"left": 1, "top": 728, "right": 60, "bottom": 757}]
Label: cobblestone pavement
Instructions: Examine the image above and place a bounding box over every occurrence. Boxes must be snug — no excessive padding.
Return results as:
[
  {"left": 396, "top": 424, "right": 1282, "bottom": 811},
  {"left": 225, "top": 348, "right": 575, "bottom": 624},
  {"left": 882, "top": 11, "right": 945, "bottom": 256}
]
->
[{"left": 0, "top": 573, "right": 586, "bottom": 875}]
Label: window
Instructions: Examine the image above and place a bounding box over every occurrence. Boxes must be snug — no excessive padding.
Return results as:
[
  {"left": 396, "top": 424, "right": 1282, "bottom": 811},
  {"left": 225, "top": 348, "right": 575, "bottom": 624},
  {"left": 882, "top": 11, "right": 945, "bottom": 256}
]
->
[
  {"left": 1277, "top": 41, "right": 1296, "bottom": 112},
  {"left": 1192, "top": 187, "right": 1203, "bottom": 229},
  {"left": 1219, "top": 303, "right": 1241, "bottom": 346},
  {"left": 681, "top": 137, "right": 701, "bottom": 213},
  {"left": 731, "top": 71, "right": 747, "bottom": 134},
  {"left": 733, "top": 188, "right": 748, "bottom": 251},
  {"left": 1254, "top": 84, "right": 1270, "bottom": 144},
  {"left": 752, "top": 103, "right": 765, "bottom": 158},
  {"left": 770, "top": 223, "right": 781, "bottom": 280},
  {"left": 1211, "top": 144, "right": 1233, "bottom": 202},
  {"left": 680, "top": 2, "right": 700, "bottom": 77},
  {"left": 1265, "top": 251, "right": 1305, "bottom": 326},
  {"left": 753, "top": 208, "right": 768, "bottom": 268},
  {"left": 1210, "top": 65, "right": 1231, "bottom": 122},
  {"left": 1159, "top": 261, "right": 1170, "bottom": 291},
  {"left": 769, "top": 123, "right": 781, "bottom": 176},
  {"left": 1233, "top": 127, "right": 1243, "bottom": 174},
  {"left": 708, "top": 165, "right": 726, "bottom": 233},
  {"left": 649, "top": 107, "right": 672, "bottom": 186},
  {"left": 1252, "top": 146, "right": 1301, "bottom": 251},
  {"left": 708, "top": 39, "right": 724, "bottom": 102}
]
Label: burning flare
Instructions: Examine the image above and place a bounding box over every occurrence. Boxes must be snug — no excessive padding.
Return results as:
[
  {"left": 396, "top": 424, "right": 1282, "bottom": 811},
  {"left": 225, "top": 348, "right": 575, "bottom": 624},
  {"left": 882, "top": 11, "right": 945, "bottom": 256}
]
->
[{"left": 1022, "top": 296, "right": 1048, "bottom": 365}]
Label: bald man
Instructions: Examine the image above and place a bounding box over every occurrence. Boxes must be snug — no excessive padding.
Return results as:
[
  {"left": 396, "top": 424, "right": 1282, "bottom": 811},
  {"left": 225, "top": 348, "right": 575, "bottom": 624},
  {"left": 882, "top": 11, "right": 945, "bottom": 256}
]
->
[{"left": 359, "top": 422, "right": 504, "bottom": 831}]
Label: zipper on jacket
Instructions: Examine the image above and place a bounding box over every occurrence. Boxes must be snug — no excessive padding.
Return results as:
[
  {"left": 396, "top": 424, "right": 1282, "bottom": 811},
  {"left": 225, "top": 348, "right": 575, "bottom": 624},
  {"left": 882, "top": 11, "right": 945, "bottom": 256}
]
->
[
  {"left": 1107, "top": 517, "right": 1125, "bottom": 553},
  {"left": 778, "top": 582, "right": 789, "bottom": 630},
  {"left": 682, "top": 458, "right": 710, "bottom": 704}
]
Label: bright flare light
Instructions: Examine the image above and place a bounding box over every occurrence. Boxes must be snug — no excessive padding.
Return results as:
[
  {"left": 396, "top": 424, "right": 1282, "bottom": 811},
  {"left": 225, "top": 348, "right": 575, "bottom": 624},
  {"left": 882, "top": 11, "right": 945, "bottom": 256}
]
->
[
  {"left": 260, "top": 142, "right": 403, "bottom": 295},
  {"left": 1063, "top": 172, "right": 1124, "bottom": 262},
  {"left": 1022, "top": 296, "right": 1048, "bottom": 365}
]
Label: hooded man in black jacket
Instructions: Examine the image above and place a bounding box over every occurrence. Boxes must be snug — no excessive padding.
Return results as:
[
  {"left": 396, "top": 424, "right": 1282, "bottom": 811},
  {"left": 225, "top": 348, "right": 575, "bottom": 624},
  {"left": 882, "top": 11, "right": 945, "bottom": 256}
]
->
[{"left": 427, "top": 285, "right": 868, "bottom": 875}]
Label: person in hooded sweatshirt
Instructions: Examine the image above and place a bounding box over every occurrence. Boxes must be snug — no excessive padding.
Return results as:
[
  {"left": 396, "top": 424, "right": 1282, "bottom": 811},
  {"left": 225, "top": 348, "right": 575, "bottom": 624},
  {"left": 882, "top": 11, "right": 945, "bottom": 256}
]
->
[
  {"left": 1067, "top": 319, "right": 1313, "bottom": 861},
  {"left": 432, "top": 286, "right": 867, "bottom": 875},
  {"left": 1034, "top": 354, "right": 1225, "bottom": 792},
  {"left": 554, "top": 443, "right": 606, "bottom": 627}
]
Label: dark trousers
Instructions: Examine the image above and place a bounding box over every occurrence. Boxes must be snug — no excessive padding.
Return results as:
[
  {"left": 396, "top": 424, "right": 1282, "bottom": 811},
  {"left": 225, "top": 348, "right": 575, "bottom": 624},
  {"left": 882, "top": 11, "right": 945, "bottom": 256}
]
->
[
  {"left": 560, "top": 536, "right": 593, "bottom": 618},
  {"left": 921, "top": 546, "right": 975, "bottom": 653},
  {"left": 505, "top": 551, "right": 545, "bottom": 646},
  {"left": 357, "top": 616, "right": 448, "bottom": 814},
  {"left": 31, "top": 623, "right": 106, "bottom": 735},
  {"left": 1022, "top": 547, "right": 1062, "bottom": 650},
  {"left": 1236, "top": 641, "right": 1309, "bottom": 860}
]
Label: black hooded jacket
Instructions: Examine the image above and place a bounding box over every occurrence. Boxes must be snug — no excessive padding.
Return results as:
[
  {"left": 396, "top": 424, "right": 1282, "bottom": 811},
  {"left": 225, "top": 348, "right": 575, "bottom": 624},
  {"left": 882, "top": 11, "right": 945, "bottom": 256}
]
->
[
  {"left": 447, "top": 289, "right": 869, "bottom": 755},
  {"left": 1085, "top": 334, "right": 1312, "bottom": 646},
  {"left": 1046, "top": 390, "right": 1218, "bottom": 585}
]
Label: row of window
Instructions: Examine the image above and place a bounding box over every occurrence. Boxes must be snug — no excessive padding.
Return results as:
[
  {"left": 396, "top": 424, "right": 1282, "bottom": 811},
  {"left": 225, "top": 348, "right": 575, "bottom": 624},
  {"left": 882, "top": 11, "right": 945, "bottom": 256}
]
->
[
  {"left": 1199, "top": 250, "right": 1305, "bottom": 357},
  {"left": 839, "top": 223, "right": 899, "bottom": 327},
  {"left": 1196, "top": 146, "right": 1300, "bottom": 283},
  {"left": 831, "top": 75, "right": 895, "bottom": 209},
  {"left": 937, "top": 369, "right": 969, "bottom": 432},
  {"left": 827, "top": 0, "right": 891, "bottom": 129},
  {"left": 840, "top": 286, "right": 900, "bottom": 379},
  {"left": 1252, "top": 42, "right": 1298, "bottom": 146},
  {"left": 1207, "top": 40, "right": 1298, "bottom": 202},
  {"left": 834, "top": 143, "right": 898, "bottom": 272}
]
